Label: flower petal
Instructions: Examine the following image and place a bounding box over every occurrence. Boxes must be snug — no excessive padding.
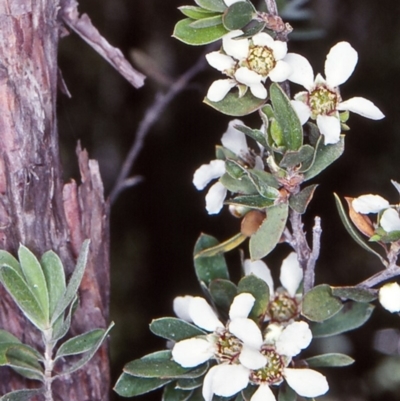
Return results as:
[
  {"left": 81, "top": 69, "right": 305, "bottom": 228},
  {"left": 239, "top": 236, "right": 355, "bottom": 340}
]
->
[
  {"left": 337, "top": 97, "right": 385, "bottom": 120},
  {"left": 380, "top": 208, "right": 400, "bottom": 232},
  {"left": 221, "top": 120, "right": 247, "bottom": 155},
  {"left": 275, "top": 321, "right": 312, "bottom": 357},
  {"left": 379, "top": 282, "right": 400, "bottom": 313},
  {"left": 352, "top": 194, "right": 389, "bottom": 214},
  {"left": 205, "top": 182, "right": 227, "bottom": 215},
  {"left": 280, "top": 253, "right": 303, "bottom": 297},
  {"left": 203, "top": 364, "right": 249, "bottom": 401},
  {"left": 284, "top": 368, "right": 329, "bottom": 397},
  {"left": 207, "top": 79, "right": 236, "bottom": 102},
  {"left": 223, "top": 30, "right": 248, "bottom": 60},
  {"left": 189, "top": 297, "right": 223, "bottom": 331},
  {"left": 250, "top": 383, "right": 277, "bottom": 401},
  {"left": 252, "top": 32, "right": 274, "bottom": 47},
  {"left": 239, "top": 344, "right": 266, "bottom": 370},
  {"left": 269, "top": 40, "right": 288, "bottom": 61},
  {"left": 224, "top": 0, "right": 246, "bottom": 6},
  {"left": 316, "top": 114, "right": 341, "bottom": 145},
  {"left": 268, "top": 60, "right": 292, "bottom": 82},
  {"left": 173, "top": 296, "right": 194, "bottom": 321},
  {"left": 172, "top": 337, "right": 215, "bottom": 367},
  {"left": 243, "top": 259, "right": 274, "bottom": 294},
  {"left": 193, "top": 160, "right": 226, "bottom": 190},
  {"left": 249, "top": 83, "right": 268, "bottom": 99},
  {"left": 229, "top": 293, "right": 256, "bottom": 319},
  {"left": 290, "top": 100, "right": 311, "bottom": 125},
  {"left": 206, "top": 52, "right": 236, "bottom": 72},
  {"left": 324, "top": 41, "right": 358, "bottom": 87},
  {"left": 229, "top": 317, "right": 263, "bottom": 349},
  {"left": 235, "top": 67, "right": 263, "bottom": 86},
  {"left": 285, "top": 53, "right": 314, "bottom": 90}
]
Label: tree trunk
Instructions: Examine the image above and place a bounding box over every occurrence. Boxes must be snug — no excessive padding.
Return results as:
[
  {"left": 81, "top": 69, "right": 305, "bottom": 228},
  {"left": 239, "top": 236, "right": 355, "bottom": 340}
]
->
[{"left": 0, "top": 1, "right": 110, "bottom": 399}]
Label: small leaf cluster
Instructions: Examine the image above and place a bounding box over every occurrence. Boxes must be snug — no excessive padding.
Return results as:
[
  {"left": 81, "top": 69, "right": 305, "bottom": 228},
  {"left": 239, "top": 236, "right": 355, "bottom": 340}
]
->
[{"left": 0, "top": 240, "right": 113, "bottom": 400}]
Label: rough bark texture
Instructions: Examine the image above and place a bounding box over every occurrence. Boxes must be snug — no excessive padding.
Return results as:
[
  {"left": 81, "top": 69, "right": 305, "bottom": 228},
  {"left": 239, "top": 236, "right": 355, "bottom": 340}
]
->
[{"left": 0, "top": 1, "right": 110, "bottom": 399}]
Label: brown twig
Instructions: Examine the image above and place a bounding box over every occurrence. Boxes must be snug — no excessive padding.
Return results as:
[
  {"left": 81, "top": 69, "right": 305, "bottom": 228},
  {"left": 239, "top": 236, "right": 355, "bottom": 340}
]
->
[
  {"left": 60, "top": 0, "right": 146, "bottom": 89},
  {"left": 108, "top": 49, "right": 209, "bottom": 204}
]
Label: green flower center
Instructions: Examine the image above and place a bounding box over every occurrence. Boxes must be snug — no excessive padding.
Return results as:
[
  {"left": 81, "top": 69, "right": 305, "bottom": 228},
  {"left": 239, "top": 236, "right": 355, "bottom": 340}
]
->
[
  {"left": 308, "top": 86, "right": 338, "bottom": 117},
  {"left": 215, "top": 330, "right": 242, "bottom": 364},
  {"left": 267, "top": 293, "right": 300, "bottom": 323},
  {"left": 250, "top": 347, "right": 284, "bottom": 385},
  {"left": 247, "top": 46, "right": 275, "bottom": 77}
]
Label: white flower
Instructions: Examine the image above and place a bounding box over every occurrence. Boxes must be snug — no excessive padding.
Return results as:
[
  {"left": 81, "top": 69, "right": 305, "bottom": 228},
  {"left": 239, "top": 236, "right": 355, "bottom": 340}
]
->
[
  {"left": 250, "top": 322, "right": 329, "bottom": 401},
  {"left": 193, "top": 119, "right": 262, "bottom": 214},
  {"left": 285, "top": 41, "right": 384, "bottom": 145},
  {"left": 206, "top": 30, "right": 295, "bottom": 101},
  {"left": 379, "top": 282, "right": 400, "bottom": 313},
  {"left": 244, "top": 253, "right": 303, "bottom": 322},
  {"left": 172, "top": 293, "right": 266, "bottom": 401},
  {"left": 352, "top": 194, "right": 390, "bottom": 214},
  {"left": 380, "top": 208, "right": 400, "bottom": 232}
]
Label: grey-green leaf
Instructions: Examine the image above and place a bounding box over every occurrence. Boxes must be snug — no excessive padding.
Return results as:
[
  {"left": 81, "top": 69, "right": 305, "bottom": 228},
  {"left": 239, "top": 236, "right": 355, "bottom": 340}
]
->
[
  {"left": 41, "top": 250, "right": 66, "bottom": 317},
  {"left": 234, "top": 124, "right": 268, "bottom": 148},
  {"left": 150, "top": 318, "right": 206, "bottom": 342},
  {"left": 189, "top": 15, "right": 223, "bottom": 28},
  {"left": 220, "top": 173, "right": 257, "bottom": 194},
  {"left": 302, "top": 284, "right": 343, "bottom": 322},
  {"left": 0, "top": 330, "right": 21, "bottom": 344},
  {"left": 0, "top": 265, "right": 47, "bottom": 331},
  {"left": 270, "top": 83, "right": 303, "bottom": 151},
  {"left": 289, "top": 184, "right": 318, "bottom": 214},
  {"left": 18, "top": 245, "right": 49, "bottom": 323},
  {"left": 193, "top": 234, "right": 229, "bottom": 286},
  {"left": 55, "top": 329, "right": 105, "bottom": 360},
  {"left": 0, "top": 389, "right": 44, "bottom": 401},
  {"left": 114, "top": 373, "right": 171, "bottom": 397},
  {"left": 310, "top": 301, "right": 374, "bottom": 338},
  {"left": 305, "top": 353, "right": 355, "bottom": 368},
  {"left": 278, "top": 382, "right": 296, "bottom": 401},
  {"left": 194, "top": 0, "right": 227, "bottom": 12},
  {"left": 0, "top": 251, "right": 23, "bottom": 277},
  {"left": 222, "top": 1, "right": 255, "bottom": 30},
  {"left": 279, "top": 145, "right": 314, "bottom": 168},
  {"left": 249, "top": 202, "right": 289, "bottom": 260},
  {"left": 51, "top": 240, "right": 90, "bottom": 324},
  {"left": 163, "top": 382, "right": 193, "bottom": 401},
  {"left": 331, "top": 286, "right": 378, "bottom": 303},
  {"left": 179, "top": 6, "right": 219, "bottom": 19},
  {"left": 226, "top": 195, "right": 275, "bottom": 209},
  {"left": 209, "top": 279, "right": 237, "bottom": 311}
]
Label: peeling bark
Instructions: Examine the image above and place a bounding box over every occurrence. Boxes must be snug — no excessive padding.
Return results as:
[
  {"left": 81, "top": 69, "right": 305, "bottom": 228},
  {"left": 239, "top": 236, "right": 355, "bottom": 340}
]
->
[{"left": 0, "top": 1, "right": 110, "bottom": 399}]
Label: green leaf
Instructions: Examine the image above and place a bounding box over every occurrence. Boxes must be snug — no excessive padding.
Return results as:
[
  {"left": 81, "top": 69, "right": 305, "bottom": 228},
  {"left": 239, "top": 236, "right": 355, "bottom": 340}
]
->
[
  {"left": 41, "top": 250, "right": 66, "bottom": 318},
  {"left": 249, "top": 202, "right": 289, "bottom": 259},
  {"left": 163, "top": 382, "right": 193, "bottom": 401},
  {"left": 234, "top": 124, "right": 268, "bottom": 148},
  {"left": 219, "top": 173, "right": 257, "bottom": 194},
  {"left": 0, "top": 330, "right": 20, "bottom": 344},
  {"left": 303, "top": 136, "right": 344, "bottom": 180},
  {"left": 226, "top": 195, "right": 275, "bottom": 209},
  {"left": 222, "top": 2, "right": 255, "bottom": 30},
  {"left": 225, "top": 160, "right": 246, "bottom": 179},
  {"left": 173, "top": 18, "right": 228, "bottom": 45},
  {"left": 204, "top": 90, "right": 266, "bottom": 116},
  {"left": 51, "top": 296, "right": 77, "bottom": 342},
  {"left": 279, "top": 145, "right": 314, "bottom": 168},
  {"left": 302, "top": 284, "right": 343, "bottom": 322},
  {"left": 278, "top": 382, "right": 296, "bottom": 401},
  {"left": 0, "top": 389, "right": 44, "bottom": 401},
  {"left": 194, "top": 233, "right": 247, "bottom": 258},
  {"left": 240, "top": 20, "right": 265, "bottom": 37},
  {"left": 124, "top": 358, "right": 208, "bottom": 379},
  {"left": 59, "top": 321, "right": 114, "bottom": 376},
  {"left": 333, "top": 193, "right": 386, "bottom": 265},
  {"left": 250, "top": 169, "right": 280, "bottom": 189},
  {"left": 194, "top": 0, "right": 227, "bottom": 12},
  {"left": 289, "top": 184, "right": 318, "bottom": 214},
  {"left": 114, "top": 372, "right": 171, "bottom": 397},
  {"left": 193, "top": 234, "right": 230, "bottom": 285},
  {"left": 305, "top": 353, "right": 355, "bottom": 368},
  {"left": 190, "top": 15, "right": 223, "bottom": 28},
  {"left": 310, "top": 301, "right": 374, "bottom": 338},
  {"left": 176, "top": 376, "right": 203, "bottom": 390},
  {"left": 0, "top": 265, "right": 47, "bottom": 330},
  {"left": 331, "top": 286, "right": 378, "bottom": 303},
  {"left": 51, "top": 240, "right": 90, "bottom": 324},
  {"left": 0, "top": 251, "right": 23, "bottom": 277},
  {"left": 209, "top": 279, "right": 237, "bottom": 311},
  {"left": 55, "top": 329, "right": 105, "bottom": 360},
  {"left": 18, "top": 245, "right": 49, "bottom": 323},
  {"left": 179, "top": 6, "right": 220, "bottom": 19},
  {"left": 270, "top": 83, "right": 303, "bottom": 151},
  {"left": 237, "top": 275, "right": 270, "bottom": 320},
  {"left": 150, "top": 318, "right": 206, "bottom": 342}
]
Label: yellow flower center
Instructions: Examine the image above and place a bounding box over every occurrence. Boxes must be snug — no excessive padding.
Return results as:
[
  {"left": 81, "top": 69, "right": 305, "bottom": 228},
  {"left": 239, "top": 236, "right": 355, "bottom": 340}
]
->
[
  {"left": 267, "top": 293, "right": 300, "bottom": 323},
  {"left": 215, "top": 329, "right": 242, "bottom": 364},
  {"left": 308, "top": 86, "right": 338, "bottom": 117},
  {"left": 250, "top": 347, "right": 285, "bottom": 385},
  {"left": 247, "top": 46, "right": 276, "bottom": 77}
]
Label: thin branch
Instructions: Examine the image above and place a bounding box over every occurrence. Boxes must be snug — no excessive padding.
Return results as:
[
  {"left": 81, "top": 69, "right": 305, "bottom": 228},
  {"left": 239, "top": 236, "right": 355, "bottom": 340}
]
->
[
  {"left": 60, "top": 0, "right": 146, "bottom": 89},
  {"left": 357, "top": 265, "right": 400, "bottom": 288},
  {"left": 108, "top": 50, "right": 209, "bottom": 204},
  {"left": 265, "top": 0, "right": 279, "bottom": 16},
  {"left": 303, "top": 216, "right": 322, "bottom": 293}
]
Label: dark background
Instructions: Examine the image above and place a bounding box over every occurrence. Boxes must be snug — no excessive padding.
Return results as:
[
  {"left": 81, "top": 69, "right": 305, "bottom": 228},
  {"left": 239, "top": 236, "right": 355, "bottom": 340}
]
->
[{"left": 57, "top": 1, "right": 400, "bottom": 399}]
